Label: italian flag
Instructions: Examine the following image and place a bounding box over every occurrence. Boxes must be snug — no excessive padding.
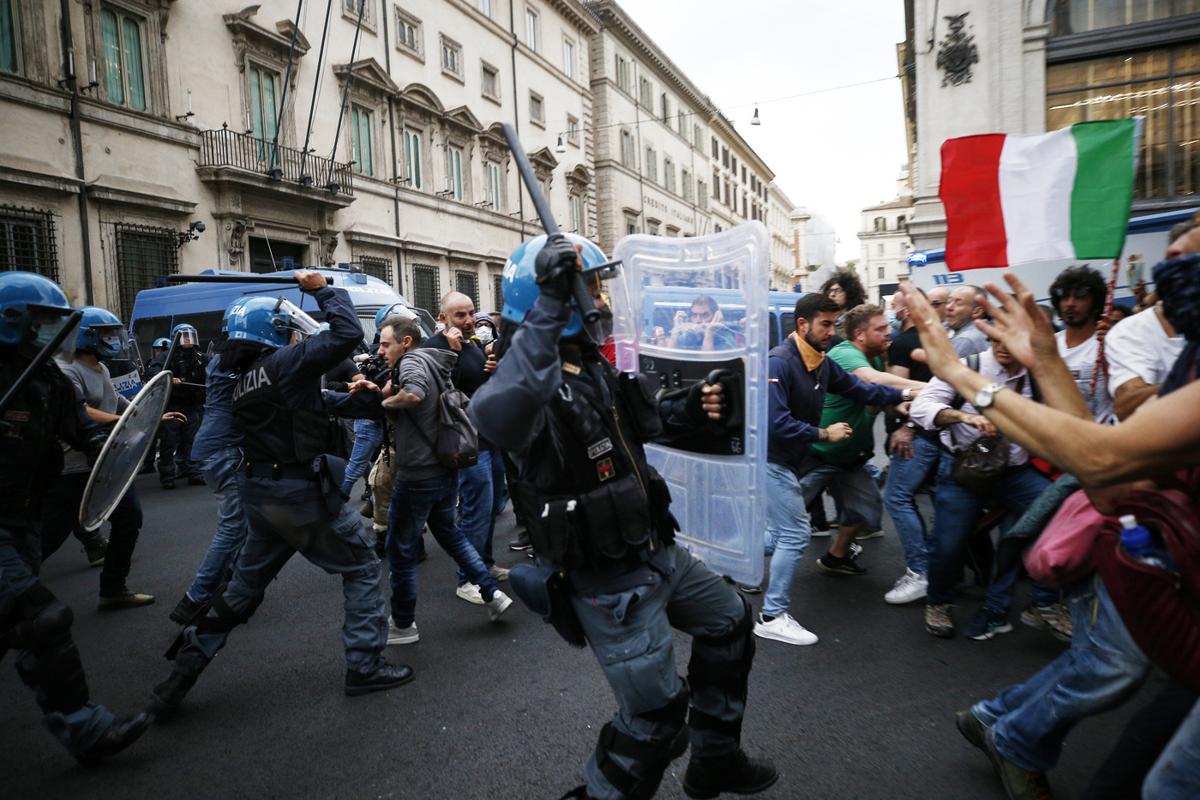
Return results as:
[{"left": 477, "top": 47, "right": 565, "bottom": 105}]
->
[{"left": 939, "top": 119, "right": 1143, "bottom": 270}]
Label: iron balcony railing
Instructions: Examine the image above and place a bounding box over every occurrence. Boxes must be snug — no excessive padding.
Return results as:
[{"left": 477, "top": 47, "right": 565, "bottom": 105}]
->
[{"left": 198, "top": 126, "right": 355, "bottom": 197}]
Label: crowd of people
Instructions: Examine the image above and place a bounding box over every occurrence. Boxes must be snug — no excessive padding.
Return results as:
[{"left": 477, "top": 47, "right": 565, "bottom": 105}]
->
[{"left": 1, "top": 210, "right": 1197, "bottom": 798}]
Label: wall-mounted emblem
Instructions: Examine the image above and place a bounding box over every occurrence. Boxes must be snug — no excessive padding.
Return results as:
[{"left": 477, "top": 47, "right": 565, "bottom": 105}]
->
[{"left": 936, "top": 12, "right": 978, "bottom": 87}]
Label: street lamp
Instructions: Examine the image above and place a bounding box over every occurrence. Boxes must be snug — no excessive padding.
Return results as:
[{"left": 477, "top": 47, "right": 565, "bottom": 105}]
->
[
  {"left": 555, "top": 134, "right": 566, "bottom": 154},
  {"left": 751, "top": 104, "right": 761, "bottom": 126}
]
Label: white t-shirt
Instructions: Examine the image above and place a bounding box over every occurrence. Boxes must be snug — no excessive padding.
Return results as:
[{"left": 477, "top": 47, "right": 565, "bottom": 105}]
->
[
  {"left": 1104, "top": 306, "right": 1186, "bottom": 398},
  {"left": 1056, "top": 329, "right": 1114, "bottom": 424}
]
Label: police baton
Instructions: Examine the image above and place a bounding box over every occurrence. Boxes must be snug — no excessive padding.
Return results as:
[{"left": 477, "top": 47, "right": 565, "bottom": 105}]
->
[
  {"left": 0, "top": 310, "right": 83, "bottom": 419},
  {"left": 498, "top": 123, "right": 602, "bottom": 327}
]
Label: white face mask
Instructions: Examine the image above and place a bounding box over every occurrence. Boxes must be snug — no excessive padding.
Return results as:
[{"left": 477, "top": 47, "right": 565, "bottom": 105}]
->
[{"left": 475, "top": 326, "right": 494, "bottom": 346}]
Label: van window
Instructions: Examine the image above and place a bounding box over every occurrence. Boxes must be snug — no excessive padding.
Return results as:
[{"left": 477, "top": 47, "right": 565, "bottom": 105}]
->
[{"left": 132, "top": 316, "right": 172, "bottom": 360}]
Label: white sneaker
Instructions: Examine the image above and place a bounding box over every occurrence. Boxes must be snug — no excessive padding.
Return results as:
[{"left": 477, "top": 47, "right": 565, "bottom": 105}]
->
[
  {"left": 488, "top": 565, "right": 510, "bottom": 581},
  {"left": 456, "top": 583, "right": 485, "bottom": 605},
  {"left": 387, "top": 621, "right": 419, "bottom": 645},
  {"left": 884, "top": 569, "right": 928, "bottom": 605},
  {"left": 753, "top": 613, "right": 818, "bottom": 646},
  {"left": 485, "top": 589, "right": 513, "bottom": 621}
]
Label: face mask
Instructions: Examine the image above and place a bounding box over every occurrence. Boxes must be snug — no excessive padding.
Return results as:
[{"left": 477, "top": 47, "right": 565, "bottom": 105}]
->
[
  {"left": 1153, "top": 253, "right": 1200, "bottom": 342},
  {"left": 475, "top": 326, "right": 494, "bottom": 346}
]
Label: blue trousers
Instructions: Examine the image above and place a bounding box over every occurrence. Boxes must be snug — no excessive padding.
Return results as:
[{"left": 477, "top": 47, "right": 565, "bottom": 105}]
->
[
  {"left": 1145, "top": 696, "right": 1200, "bottom": 799},
  {"left": 342, "top": 419, "right": 383, "bottom": 496},
  {"left": 1, "top": 527, "right": 115, "bottom": 756},
  {"left": 882, "top": 435, "right": 942, "bottom": 576},
  {"left": 455, "top": 448, "right": 495, "bottom": 584},
  {"left": 973, "top": 578, "right": 1150, "bottom": 772},
  {"left": 173, "top": 475, "right": 388, "bottom": 677},
  {"left": 570, "top": 546, "right": 752, "bottom": 798},
  {"left": 386, "top": 472, "right": 498, "bottom": 627},
  {"left": 762, "top": 463, "right": 812, "bottom": 618},
  {"left": 186, "top": 447, "right": 249, "bottom": 604}
]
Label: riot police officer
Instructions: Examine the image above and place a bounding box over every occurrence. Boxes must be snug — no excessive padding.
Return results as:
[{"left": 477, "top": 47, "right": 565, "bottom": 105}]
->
[
  {"left": 151, "top": 323, "right": 207, "bottom": 488},
  {"left": 470, "top": 236, "right": 778, "bottom": 799},
  {"left": 152, "top": 271, "right": 412, "bottom": 714},
  {"left": 0, "top": 272, "right": 150, "bottom": 763}
]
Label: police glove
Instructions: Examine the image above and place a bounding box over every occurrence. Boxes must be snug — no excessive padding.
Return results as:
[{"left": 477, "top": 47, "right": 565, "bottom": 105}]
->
[{"left": 534, "top": 235, "right": 580, "bottom": 301}]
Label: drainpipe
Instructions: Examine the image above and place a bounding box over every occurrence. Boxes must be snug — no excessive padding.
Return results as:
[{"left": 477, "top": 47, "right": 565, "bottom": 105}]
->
[
  {"left": 381, "top": 0, "right": 403, "bottom": 288},
  {"left": 60, "top": 0, "right": 94, "bottom": 304},
  {"left": 508, "top": 0, "right": 525, "bottom": 239}
]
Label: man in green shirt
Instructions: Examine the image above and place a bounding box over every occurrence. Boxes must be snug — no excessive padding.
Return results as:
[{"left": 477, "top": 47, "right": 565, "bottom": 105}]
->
[{"left": 802, "top": 304, "right": 923, "bottom": 575}]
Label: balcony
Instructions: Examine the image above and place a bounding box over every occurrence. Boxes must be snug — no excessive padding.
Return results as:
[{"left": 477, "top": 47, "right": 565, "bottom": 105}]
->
[{"left": 196, "top": 126, "right": 355, "bottom": 209}]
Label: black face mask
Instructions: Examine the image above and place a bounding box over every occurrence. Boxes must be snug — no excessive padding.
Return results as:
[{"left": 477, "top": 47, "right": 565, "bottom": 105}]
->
[{"left": 1153, "top": 253, "right": 1200, "bottom": 342}]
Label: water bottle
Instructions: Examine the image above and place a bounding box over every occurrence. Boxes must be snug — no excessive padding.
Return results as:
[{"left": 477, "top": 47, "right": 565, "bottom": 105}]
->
[{"left": 1119, "top": 515, "right": 1174, "bottom": 570}]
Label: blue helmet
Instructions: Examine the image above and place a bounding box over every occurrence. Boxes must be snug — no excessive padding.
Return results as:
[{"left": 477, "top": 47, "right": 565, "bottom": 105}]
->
[
  {"left": 75, "top": 306, "right": 128, "bottom": 358},
  {"left": 500, "top": 233, "right": 609, "bottom": 338},
  {"left": 152, "top": 337, "right": 171, "bottom": 350},
  {"left": 0, "top": 271, "right": 75, "bottom": 356},
  {"left": 172, "top": 322, "right": 200, "bottom": 348},
  {"left": 224, "top": 295, "right": 321, "bottom": 349}
]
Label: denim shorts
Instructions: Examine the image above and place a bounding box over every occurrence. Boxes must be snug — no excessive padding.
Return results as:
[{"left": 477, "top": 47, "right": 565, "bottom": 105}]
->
[{"left": 794, "top": 456, "right": 882, "bottom": 530}]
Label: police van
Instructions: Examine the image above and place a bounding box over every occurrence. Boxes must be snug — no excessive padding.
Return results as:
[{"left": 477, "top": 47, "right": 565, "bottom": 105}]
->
[
  {"left": 637, "top": 286, "right": 807, "bottom": 350},
  {"left": 129, "top": 267, "right": 434, "bottom": 358}
]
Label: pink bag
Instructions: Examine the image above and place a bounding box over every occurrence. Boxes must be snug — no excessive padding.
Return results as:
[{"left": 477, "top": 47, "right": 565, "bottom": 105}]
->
[{"left": 1023, "top": 489, "right": 1106, "bottom": 587}]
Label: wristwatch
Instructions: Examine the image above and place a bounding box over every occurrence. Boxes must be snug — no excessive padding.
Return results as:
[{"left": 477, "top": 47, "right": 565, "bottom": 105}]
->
[
  {"left": 901, "top": 387, "right": 914, "bottom": 401},
  {"left": 972, "top": 382, "right": 1007, "bottom": 409}
]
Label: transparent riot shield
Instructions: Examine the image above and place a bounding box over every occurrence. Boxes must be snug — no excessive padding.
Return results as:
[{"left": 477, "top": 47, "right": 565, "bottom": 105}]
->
[{"left": 611, "top": 223, "right": 769, "bottom": 586}]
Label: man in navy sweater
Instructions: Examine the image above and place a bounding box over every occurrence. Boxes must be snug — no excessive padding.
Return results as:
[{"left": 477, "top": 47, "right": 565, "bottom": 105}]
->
[{"left": 755, "top": 294, "right": 903, "bottom": 646}]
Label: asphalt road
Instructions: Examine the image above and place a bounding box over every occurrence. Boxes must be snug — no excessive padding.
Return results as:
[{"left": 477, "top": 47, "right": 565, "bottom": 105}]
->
[{"left": 2, "top": 473, "right": 1159, "bottom": 799}]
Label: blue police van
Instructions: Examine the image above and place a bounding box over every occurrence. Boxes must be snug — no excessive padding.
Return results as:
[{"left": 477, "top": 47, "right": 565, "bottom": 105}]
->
[
  {"left": 129, "top": 267, "right": 433, "bottom": 358},
  {"left": 637, "top": 286, "right": 807, "bottom": 349}
]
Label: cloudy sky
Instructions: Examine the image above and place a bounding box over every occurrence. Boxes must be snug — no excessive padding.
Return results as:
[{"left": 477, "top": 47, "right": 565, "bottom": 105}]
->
[{"left": 621, "top": 0, "right": 909, "bottom": 262}]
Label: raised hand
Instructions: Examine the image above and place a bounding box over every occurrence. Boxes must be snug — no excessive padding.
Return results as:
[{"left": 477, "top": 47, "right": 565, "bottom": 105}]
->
[
  {"left": 899, "top": 283, "right": 961, "bottom": 381},
  {"left": 976, "top": 273, "right": 1057, "bottom": 371}
]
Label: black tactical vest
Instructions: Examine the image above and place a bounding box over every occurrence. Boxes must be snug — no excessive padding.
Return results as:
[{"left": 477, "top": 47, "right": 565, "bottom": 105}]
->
[
  {"left": 511, "top": 349, "right": 677, "bottom": 571},
  {"left": 233, "top": 354, "right": 331, "bottom": 465},
  {"left": 0, "top": 358, "right": 76, "bottom": 521}
]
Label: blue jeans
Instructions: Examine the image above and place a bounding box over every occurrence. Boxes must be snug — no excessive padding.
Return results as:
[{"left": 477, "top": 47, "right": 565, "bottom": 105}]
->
[
  {"left": 455, "top": 448, "right": 495, "bottom": 585},
  {"left": 490, "top": 445, "right": 508, "bottom": 515},
  {"left": 1145, "top": 697, "right": 1200, "bottom": 799},
  {"left": 973, "top": 578, "right": 1150, "bottom": 772},
  {"left": 387, "top": 472, "right": 498, "bottom": 627},
  {"left": 342, "top": 419, "right": 383, "bottom": 496},
  {"left": 762, "top": 463, "right": 813, "bottom": 618},
  {"left": 927, "top": 460, "right": 1053, "bottom": 613},
  {"left": 570, "top": 545, "right": 751, "bottom": 798},
  {"left": 883, "top": 435, "right": 942, "bottom": 576},
  {"left": 174, "top": 476, "right": 388, "bottom": 676},
  {"left": 187, "top": 447, "right": 248, "bottom": 604},
  {"left": 1, "top": 528, "right": 116, "bottom": 755}
]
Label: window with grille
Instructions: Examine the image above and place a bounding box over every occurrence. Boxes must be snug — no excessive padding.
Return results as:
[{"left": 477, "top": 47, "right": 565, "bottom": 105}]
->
[
  {"left": 112, "top": 222, "right": 178, "bottom": 320},
  {"left": 455, "top": 270, "right": 479, "bottom": 309},
  {"left": 0, "top": 206, "right": 58, "bottom": 281},
  {"left": 492, "top": 272, "right": 504, "bottom": 312},
  {"left": 359, "top": 255, "right": 393, "bottom": 286},
  {"left": 412, "top": 264, "right": 439, "bottom": 313}
]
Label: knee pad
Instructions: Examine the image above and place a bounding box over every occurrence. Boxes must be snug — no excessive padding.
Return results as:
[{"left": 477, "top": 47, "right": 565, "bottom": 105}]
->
[
  {"left": 12, "top": 588, "right": 89, "bottom": 713},
  {"left": 194, "top": 590, "right": 262, "bottom": 635},
  {"left": 594, "top": 687, "right": 689, "bottom": 799},
  {"left": 688, "top": 593, "right": 755, "bottom": 715}
]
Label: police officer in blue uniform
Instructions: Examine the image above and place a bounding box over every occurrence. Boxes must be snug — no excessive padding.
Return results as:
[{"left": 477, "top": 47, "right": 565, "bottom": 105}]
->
[
  {"left": 152, "top": 271, "right": 412, "bottom": 712},
  {"left": 0, "top": 272, "right": 150, "bottom": 763},
  {"left": 470, "top": 236, "right": 778, "bottom": 799}
]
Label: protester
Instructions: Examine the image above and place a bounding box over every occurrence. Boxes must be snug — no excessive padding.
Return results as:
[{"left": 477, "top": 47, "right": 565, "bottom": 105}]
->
[
  {"left": 1049, "top": 266, "right": 1113, "bottom": 423},
  {"left": 1103, "top": 300, "right": 1185, "bottom": 421},
  {"left": 944, "top": 285, "right": 990, "bottom": 356}
]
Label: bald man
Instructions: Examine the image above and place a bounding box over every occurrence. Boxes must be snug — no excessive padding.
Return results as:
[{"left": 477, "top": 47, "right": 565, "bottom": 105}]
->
[
  {"left": 944, "top": 285, "right": 989, "bottom": 357},
  {"left": 421, "top": 290, "right": 509, "bottom": 602}
]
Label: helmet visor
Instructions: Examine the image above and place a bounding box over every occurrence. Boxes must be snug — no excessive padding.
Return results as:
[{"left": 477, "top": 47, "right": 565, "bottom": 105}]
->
[
  {"left": 29, "top": 304, "right": 79, "bottom": 363},
  {"left": 176, "top": 328, "right": 199, "bottom": 348},
  {"left": 580, "top": 264, "right": 620, "bottom": 346},
  {"left": 274, "top": 298, "right": 322, "bottom": 343},
  {"left": 91, "top": 322, "right": 130, "bottom": 360}
]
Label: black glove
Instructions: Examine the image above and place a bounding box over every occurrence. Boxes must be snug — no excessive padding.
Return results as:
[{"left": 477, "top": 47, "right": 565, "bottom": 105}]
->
[{"left": 534, "top": 235, "right": 578, "bottom": 301}]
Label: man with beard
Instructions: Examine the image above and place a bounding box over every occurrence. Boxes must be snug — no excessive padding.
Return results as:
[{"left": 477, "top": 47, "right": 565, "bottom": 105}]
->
[
  {"left": 1049, "top": 266, "right": 1114, "bottom": 424},
  {"left": 754, "top": 295, "right": 905, "bottom": 647}
]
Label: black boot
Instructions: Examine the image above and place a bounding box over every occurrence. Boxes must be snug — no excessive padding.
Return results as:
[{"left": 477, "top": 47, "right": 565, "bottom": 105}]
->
[
  {"left": 682, "top": 749, "right": 778, "bottom": 799},
  {"left": 169, "top": 593, "right": 204, "bottom": 625},
  {"left": 76, "top": 711, "right": 152, "bottom": 765},
  {"left": 344, "top": 662, "right": 415, "bottom": 696},
  {"left": 152, "top": 670, "right": 197, "bottom": 716}
]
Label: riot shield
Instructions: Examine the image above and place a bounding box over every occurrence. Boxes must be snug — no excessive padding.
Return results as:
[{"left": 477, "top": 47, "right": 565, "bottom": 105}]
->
[
  {"left": 79, "top": 369, "right": 173, "bottom": 531},
  {"left": 611, "top": 223, "right": 770, "bottom": 586}
]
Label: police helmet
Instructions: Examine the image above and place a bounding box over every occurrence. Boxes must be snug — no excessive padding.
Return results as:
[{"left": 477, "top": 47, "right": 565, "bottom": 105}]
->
[
  {"left": 501, "top": 233, "right": 609, "bottom": 339},
  {"left": 152, "top": 337, "right": 171, "bottom": 350},
  {"left": 224, "top": 296, "right": 321, "bottom": 349},
  {"left": 373, "top": 302, "right": 418, "bottom": 331},
  {"left": 172, "top": 322, "right": 200, "bottom": 348},
  {"left": 0, "top": 271, "right": 76, "bottom": 358},
  {"left": 75, "top": 306, "right": 128, "bottom": 359}
]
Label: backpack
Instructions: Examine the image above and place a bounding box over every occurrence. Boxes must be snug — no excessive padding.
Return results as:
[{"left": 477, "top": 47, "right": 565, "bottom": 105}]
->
[{"left": 405, "top": 351, "right": 479, "bottom": 470}]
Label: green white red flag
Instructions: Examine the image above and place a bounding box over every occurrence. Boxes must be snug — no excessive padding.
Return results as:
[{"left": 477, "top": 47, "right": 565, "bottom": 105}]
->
[{"left": 939, "top": 118, "right": 1143, "bottom": 271}]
